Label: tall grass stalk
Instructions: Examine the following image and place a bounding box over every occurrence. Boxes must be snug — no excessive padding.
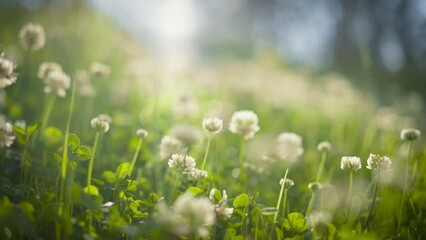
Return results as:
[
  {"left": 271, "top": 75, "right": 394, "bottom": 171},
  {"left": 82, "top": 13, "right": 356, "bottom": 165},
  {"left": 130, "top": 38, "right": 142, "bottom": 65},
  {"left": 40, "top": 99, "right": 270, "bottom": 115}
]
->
[
  {"left": 129, "top": 138, "right": 143, "bottom": 177},
  {"left": 363, "top": 173, "right": 379, "bottom": 232},
  {"left": 397, "top": 143, "right": 412, "bottom": 233},
  {"left": 87, "top": 132, "right": 100, "bottom": 191},
  {"left": 316, "top": 151, "right": 327, "bottom": 181},
  {"left": 201, "top": 134, "right": 211, "bottom": 171}
]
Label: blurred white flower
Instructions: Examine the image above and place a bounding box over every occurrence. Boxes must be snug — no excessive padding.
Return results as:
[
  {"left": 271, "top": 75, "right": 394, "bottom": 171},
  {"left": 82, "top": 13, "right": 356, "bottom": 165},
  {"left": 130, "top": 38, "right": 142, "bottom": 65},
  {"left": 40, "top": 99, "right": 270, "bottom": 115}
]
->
[
  {"left": 366, "top": 153, "right": 392, "bottom": 173},
  {"left": 174, "top": 94, "right": 199, "bottom": 119},
  {"left": 136, "top": 128, "right": 148, "bottom": 138},
  {"left": 308, "top": 211, "right": 331, "bottom": 228},
  {"left": 158, "top": 192, "right": 216, "bottom": 238},
  {"left": 38, "top": 62, "right": 62, "bottom": 79},
  {"left": 308, "top": 182, "right": 323, "bottom": 193},
  {"left": 19, "top": 22, "right": 45, "bottom": 51},
  {"left": 229, "top": 110, "right": 260, "bottom": 139},
  {"left": 276, "top": 132, "right": 304, "bottom": 163},
  {"left": 43, "top": 69, "right": 70, "bottom": 98},
  {"left": 209, "top": 189, "right": 234, "bottom": 219},
  {"left": 340, "top": 156, "right": 362, "bottom": 172},
  {"left": 317, "top": 141, "right": 331, "bottom": 152},
  {"left": 90, "top": 62, "right": 110, "bottom": 77},
  {"left": 74, "top": 69, "right": 95, "bottom": 98},
  {"left": 170, "top": 124, "right": 201, "bottom": 146},
  {"left": 0, "top": 116, "right": 15, "bottom": 148},
  {"left": 159, "top": 136, "right": 187, "bottom": 160},
  {"left": 188, "top": 168, "right": 208, "bottom": 181},
  {"left": 0, "top": 56, "right": 17, "bottom": 89},
  {"left": 97, "top": 114, "right": 112, "bottom": 124},
  {"left": 279, "top": 178, "right": 295, "bottom": 189},
  {"left": 90, "top": 114, "right": 110, "bottom": 133},
  {"left": 400, "top": 128, "right": 421, "bottom": 141},
  {"left": 202, "top": 117, "right": 223, "bottom": 135},
  {"left": 168, "top": 154, "right": 196, "bottom": 174}
]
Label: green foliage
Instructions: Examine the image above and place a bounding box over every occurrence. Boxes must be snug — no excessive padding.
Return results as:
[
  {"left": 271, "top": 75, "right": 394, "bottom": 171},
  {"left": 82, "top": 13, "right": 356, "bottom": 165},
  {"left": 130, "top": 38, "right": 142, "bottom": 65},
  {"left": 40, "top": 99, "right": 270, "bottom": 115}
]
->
[{"left": 0, "top": 2, "right": 425, "bottom": 240}]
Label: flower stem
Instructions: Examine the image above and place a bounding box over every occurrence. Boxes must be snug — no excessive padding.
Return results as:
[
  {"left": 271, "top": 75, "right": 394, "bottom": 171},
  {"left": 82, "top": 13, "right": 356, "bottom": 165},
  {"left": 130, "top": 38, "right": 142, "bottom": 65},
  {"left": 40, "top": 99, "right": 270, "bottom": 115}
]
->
[
  {"left": 346, "top": 171, "right": 354, "bottom": 222},
  {"left": 129, "top": 138, "right": 143, "bottom": 177},
  {"left": 397, "top": 142, "right": 412, "bottom": 233},
  {"left": 87, "top": 132, "right": 100, "bottom": 191},
  {"left": 58, "top": 81, "right": 76, "bottom": 217},
  {"left": 239, "top": 138, "right": 246, "bottom": 184},
  {"left": 273, "top": 169, "right": 289, "bottom": 224},
  {"left": 305, "top": 193, "right": 316, "bottom": 217},
  {"left": 40, "top": 93, "right": 56, "bottom": 135},
  {"left": 316, "top": 152, "right": 327, "bottom": 181},
  {"left": 362, "top": 173, "right": 379, "bottom": 232},
  {"left": 201, "top": 134, "right": 212, "bottom": 171}
]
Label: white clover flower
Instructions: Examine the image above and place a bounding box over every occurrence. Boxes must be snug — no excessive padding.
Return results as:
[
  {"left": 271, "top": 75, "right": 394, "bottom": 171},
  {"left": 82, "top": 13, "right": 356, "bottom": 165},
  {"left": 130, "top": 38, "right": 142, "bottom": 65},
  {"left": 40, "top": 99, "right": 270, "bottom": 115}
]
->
[
  {"left": 0, "top": 116, "right": 15, "bottom": 148},
  {"left": 97, "top": 114, "right": 112, "bottom": 124},
  {"left": 209, "top": 189, "right": 234, "bottom": 220},
  {"left": 276, "top": 132, "right": 304, "bottom": 163},
  {"left": 90, "top": 62, "right": 110, "bottom": 77},
  {"left": 168, "top": 154, "right": 196, "bottom": 174},
  {"left": 279, "top": 178, "right": 295, "bottom": 189},
  {"left": 317, "top": 141, "right": 331, "bottom": 152},
  {"left": 19, "top": 23, "right": 45, "bottom": 51},
  {"left": 38, "top": 62, "right": 62, "bottom": 79},
  {"left": 170, "top": 124, "right": 202, "bottom": 146},
  {"left": 43, "top": 69, "right": 70, "bottom": 98},
  {"left": 158, "top": 192, "right": 216, "bottom": 238},
  {"left": 0, "top": 56, "right": 17, "bottom": 89},
  {"left": 75, "top": 69, "right": 95, "bottom": 98},
  {"left": 400, "top": 128, "right": 421, "bottom": 141},
  {"left": 308, "top": 211, "right": 331, "bottom": 228},
  {"left": 90, "top": 114, "right": 110, "bottom": 133},
  {"left": 159, "top": 136, "right": 187, "bottom": 160},
  {"left": 202, "top": 117, "right": 223, "bottom": 134},
  {"left": 340, "top": 156, "right": 362, "bottom": 172},
  {"left": 229, "top": 110, "right": 260, "bottom": 139},
  {"left": 308, "top": 182, "right": 323, "bottom": 193},
  {"left": 366, "top": 153, "right": 392, "bottom": 173},
  {"left": 136, "top": 128, "right": 148, "bottom": 138},
  {"left": 188, "top": 168, "right": 208, "bottom": 181},
  {"left": 174, "top": 94, "right": 199, "bottom": 119}
]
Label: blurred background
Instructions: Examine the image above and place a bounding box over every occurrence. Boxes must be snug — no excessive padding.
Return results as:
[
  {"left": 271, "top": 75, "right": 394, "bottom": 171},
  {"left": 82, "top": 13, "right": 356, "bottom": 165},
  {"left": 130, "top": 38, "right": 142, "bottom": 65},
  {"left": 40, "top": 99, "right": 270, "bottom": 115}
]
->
[{"left": 1, "top": 0, "right": 426, "bottom": 103}]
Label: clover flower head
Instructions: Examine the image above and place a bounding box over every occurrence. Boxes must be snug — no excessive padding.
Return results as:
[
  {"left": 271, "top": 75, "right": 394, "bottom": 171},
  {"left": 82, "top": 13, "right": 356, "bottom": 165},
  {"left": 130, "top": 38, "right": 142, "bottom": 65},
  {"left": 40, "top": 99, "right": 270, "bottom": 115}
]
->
[
  {"left": 366, "top": 153, "right": 392, "bottom": 173},
  {"left": 229, "top": 110, "right": 260, "bottom": 139},
  {"left": 308, "top": 182, "right": 323, "bottom": 193},
  {"left": 170, "top": 124, "right": 202, "bottom": 146},
  {"left": 43, "top": 69, "right": 70, "bottom": 98},
  {"left": 340, "top": 156, "right": 362, "bottom": 172},
  {"left": 188, "top": 168, "right": 208, "bottom": 181},
  {"left": 317, "top": 141, "right": 332, "bottom": 152},
  {"left": 168, "top": 154, "right": 196, "bottom": 174},
  {"left": 209, "top": 189, "right": 234, "bottom": 219},
  {"left": 19, "top": 22, "right": 45, "bottom": 51},
  {"left": 400, "top": 128, "right": 421, "bottom": 141},
  {"left": 90, "top": 114, "right": 110, "bottom": 133},
  {"left": 158, "top": 192, "right": 216, "bottom": 238},
  {"left": 276, "top": 132, "right": 304, "bottom": 163},
  {"left": 279, "top": 178, "right": 295, "bottom": 189},
  {"left": 159, "top": 136, "right": 187, "bottom": 160},
  {"left": 75, "top": 69, "right": 95, "bottom": 98},
  {"left": 38, "top": 62, "right": 62, "bottom": 79},
  {"left": 0, "top": 56, "right": 17, "bottom": 89},
  {"left": 202, "top": 117, "right": 223, "bottom": 134},
  {"left": 0, "top": 116, "right": 15, "bottom": 148},
  {"left": 90, "top": 62, "right": 110, "bottom": 77},
  {"left": 136, "top": 129, "right": 148, "bottom": 138}
]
